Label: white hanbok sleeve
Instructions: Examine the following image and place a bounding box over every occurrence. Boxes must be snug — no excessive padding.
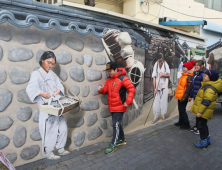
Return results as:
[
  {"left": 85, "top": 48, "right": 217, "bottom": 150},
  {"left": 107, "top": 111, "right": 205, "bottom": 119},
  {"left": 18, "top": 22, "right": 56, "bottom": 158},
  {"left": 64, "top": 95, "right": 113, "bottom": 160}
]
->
[
  {"left": 26, "top": 71, "right": 42, "bottom": 103},
  {"left": 152, "top": 62, "right": 158, "bottom": 78}
]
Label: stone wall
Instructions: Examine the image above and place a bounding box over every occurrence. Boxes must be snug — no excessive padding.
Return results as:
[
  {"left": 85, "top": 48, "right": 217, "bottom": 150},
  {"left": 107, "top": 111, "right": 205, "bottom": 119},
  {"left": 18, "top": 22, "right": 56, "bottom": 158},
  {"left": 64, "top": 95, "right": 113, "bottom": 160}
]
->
[{"left": 0, "top": 22, "right": 144, "bottom": 166}]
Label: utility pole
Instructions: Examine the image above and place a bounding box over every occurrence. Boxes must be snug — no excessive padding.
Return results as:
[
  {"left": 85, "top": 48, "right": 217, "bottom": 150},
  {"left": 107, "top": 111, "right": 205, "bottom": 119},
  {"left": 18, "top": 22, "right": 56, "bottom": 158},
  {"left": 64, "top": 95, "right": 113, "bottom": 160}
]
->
[{"left": 84, "top": 0, "right": 95, "bottom": 7}]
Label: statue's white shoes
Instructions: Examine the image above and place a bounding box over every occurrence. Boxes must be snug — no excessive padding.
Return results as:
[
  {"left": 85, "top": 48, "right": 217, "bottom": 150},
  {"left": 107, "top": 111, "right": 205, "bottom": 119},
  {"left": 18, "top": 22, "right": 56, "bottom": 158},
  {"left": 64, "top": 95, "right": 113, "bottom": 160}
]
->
[
  {"left": 59, "top": 150, "right": 70, "bottom": 156},
  {"left": 46, "top": 154, "right": 61, "bottom": 160}
]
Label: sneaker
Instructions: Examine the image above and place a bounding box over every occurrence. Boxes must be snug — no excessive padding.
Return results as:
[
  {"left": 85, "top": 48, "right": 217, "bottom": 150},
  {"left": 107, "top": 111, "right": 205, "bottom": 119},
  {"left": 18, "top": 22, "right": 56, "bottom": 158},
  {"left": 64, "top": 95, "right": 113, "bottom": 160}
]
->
[
  {"left": 193, "top": 129, "right": 200, "bottom": 134},
  {"left": 46, "top": 154, "right": 61, "bottom": 160},
  {"left": 207, "top": 135, "right": 211, "bottom": 147},
  {"left": 174, "top": 122, "right": 183, "bottom": 126},
  {"left": 105, "top": 143, "right": 116, "bottom": 154},
  {"left": 190, "top": 126, "right": 197, "bottom": 132},
  {"left": 180, "top": 125, "right": 190, "bottom": 130},
  {"left": 116, "top": 139, "right": 126, "bottom": 146},
  {"left": 193, "top": 139, "right": 208, "bottom": 150}
]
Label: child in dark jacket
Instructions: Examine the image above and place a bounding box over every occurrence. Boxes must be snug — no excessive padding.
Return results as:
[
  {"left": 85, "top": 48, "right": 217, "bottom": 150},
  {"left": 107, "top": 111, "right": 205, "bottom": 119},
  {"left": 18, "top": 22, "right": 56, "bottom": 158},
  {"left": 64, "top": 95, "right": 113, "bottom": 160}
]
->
[
  {"left": 189, "top": 60, "right": 206, "bottom": 134},
  {"left": 191, "top": 69, "right": 222, "bottom": 149},
  {"left": 98, "top": 62, "right": 135, "bottom": 154}
]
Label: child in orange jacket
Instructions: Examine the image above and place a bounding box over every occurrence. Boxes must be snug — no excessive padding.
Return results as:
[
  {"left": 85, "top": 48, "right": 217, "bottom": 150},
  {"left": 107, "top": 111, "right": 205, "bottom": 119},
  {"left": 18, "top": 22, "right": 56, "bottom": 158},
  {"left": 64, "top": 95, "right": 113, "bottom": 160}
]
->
[{"left": 174, "top": 60, "right": 195, "bottom": 129}]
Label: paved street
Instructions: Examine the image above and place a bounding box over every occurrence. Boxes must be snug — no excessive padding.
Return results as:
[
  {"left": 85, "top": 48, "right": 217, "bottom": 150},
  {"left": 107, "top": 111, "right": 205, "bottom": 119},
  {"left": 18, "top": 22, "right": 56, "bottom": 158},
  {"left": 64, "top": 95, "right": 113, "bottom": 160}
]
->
[{"left": 32, "top": 104, "right": 222, "bottom": 170}]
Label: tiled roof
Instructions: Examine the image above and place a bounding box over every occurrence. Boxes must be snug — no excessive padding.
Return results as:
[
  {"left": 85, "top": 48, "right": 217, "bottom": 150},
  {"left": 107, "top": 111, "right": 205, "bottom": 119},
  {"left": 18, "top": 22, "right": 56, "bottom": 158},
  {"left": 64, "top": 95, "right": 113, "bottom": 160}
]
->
[
  {"left": 0, "top": 0, "right": 150, "bottom": 49},
  {"left": 206, "top": 40, "right": 222, "bottom": 51}
]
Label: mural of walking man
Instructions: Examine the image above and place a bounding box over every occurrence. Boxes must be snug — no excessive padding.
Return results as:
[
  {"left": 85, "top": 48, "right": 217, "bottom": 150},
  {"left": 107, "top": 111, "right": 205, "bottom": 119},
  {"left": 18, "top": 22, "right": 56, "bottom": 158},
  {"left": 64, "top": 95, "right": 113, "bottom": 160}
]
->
[{"left": 152, "top": 53, "right": 170, "bottom": 123}]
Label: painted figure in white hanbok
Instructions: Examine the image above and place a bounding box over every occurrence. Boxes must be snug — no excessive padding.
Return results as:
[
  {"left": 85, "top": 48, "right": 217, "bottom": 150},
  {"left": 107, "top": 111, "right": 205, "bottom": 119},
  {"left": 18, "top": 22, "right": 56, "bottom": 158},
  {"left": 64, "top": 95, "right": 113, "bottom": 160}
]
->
[
  {"left": 152, "top": 53, "right": 170, "bottom": 124},
  {"left": 26, "top": 51, "right": 70, "bottom": 160}
]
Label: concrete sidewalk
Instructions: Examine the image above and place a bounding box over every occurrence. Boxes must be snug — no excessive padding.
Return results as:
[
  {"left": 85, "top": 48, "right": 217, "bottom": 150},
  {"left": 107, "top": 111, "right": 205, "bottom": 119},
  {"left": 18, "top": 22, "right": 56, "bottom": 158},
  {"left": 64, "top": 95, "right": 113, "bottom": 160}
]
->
[{"left": 18, "top": 104, "right": 222, "bottom": 170}]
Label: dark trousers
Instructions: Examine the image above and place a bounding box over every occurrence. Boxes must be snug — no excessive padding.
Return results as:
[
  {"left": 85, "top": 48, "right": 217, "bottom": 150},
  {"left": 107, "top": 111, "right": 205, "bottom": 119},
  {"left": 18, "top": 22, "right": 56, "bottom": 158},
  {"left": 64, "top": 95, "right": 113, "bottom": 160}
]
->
[
  {"left": 196, "top": 117, "right": 209, "bottom": 140},
  {"left": 178, "top": 100, "right": 190, "bottom": 126},
  {"left": 111, "top": 112, "right": 124, "bottom": 145}
]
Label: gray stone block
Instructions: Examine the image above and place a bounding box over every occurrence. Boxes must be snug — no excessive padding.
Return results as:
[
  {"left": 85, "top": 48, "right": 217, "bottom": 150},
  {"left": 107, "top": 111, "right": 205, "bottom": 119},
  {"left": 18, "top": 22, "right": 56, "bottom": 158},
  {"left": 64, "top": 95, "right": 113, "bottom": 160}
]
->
[
  {"left": 15, "top": 106, "right": 32, "bottom": 122},
  {"left": 88, "top": 127, "right": 103, "bottom": 141},
  {"left": 109, "top": 118, "right": 113, "bottom": 127},
  {"left": 69, "top": 67, "right": 85, "bottom": 82},
  {"left": 9, "top": 67, "right": 30, "bottom": 84},
  {"left": 87, "top": 113, "right": 98, "bottom": 126},
  {"left": 0, "top": 134, "right": 10, "bottom": 149},
  {"left": 67, "top": 117, "right": 84, "bottom": 128},
  {"left": 86, "top": 70, "right": 102, "bottom": 82},
  {"left": 0, "top": 27, "right": 11, "bottom": 41},
  {"left": 13, "top": 126, "right": 26, "bottom": 148},
  {"left": 33, "top": 109, "right": 39, "bottom": 123},
  {"left": 84, "top": 54, "right": 93, "bottom": 67},
  {"left": 106, "top": 130, "right": 113, "bottom": 137},
  {"left": 45, "top": 35, "right": 62, "bottom": 50},
  {"left": 95, "top": 55, "right": 106, "bottom": 65},
  {"left": 18, "top": 31, "right": 41, "bottom": 45},
  {"left": 65, "top": 37, "right": 84, "bottom": 52},
  {"left": 36, "top": 49, "right": 45, "bottom": 62},
  {"left": 75, "top": 55, "right": 84, "bottom": 65},
  {"left": 6, "top": 153, "right": 17, "bottom": 164},
  {"left": 0, "top": 89, "right": 12, "bottom": 112},
  {"left": 57, "top": 52, "right": 72, "bottom": 65},
  {"left": 17, "top": 89, "right": 34, "bottom": 104},
  {"left": 81, "top": 99, "right": 99, "bottom": 111},
  {"left": 82, "top": 85, "right": 90, "bottom": 97},
  {"left": 65, "top": 137, "right": 71, "bottom": 148},
  {"left": 123, "top": 113, "right": 129, "bottom": 125},
  {"left": 100, "top": 108, "right": 111, "bottom": 118},
  {"left": 20, "top": 145, "right": 40, "bottom": 160},
  {"left": 69, "top": 106, "right": 80, "bottom": 114},
  {"left": 0, "top": 116, "right": 13, "bottom": 131},
  {"left": 99, "top": 119, "right": 107, "bottom": 130},
  {"left": 30, "top": 127, "right": 41, "bottom": 141},
  {"left": 101, "top": 94, "right": 108, "bottom": 105},
  {"left": 68, "top": 85, "right": 80, "bottom": 96},
  {"left": 91, "top": 83, "right": 101, "bottom": 96},
  {"left": 59, "top": 69, "right": 68, "bottom": 82},
  {"left": 74, "top": 131, "right": 85, "bottom": 147},
  {"left": 8, "top": 47, "right": 33, "bottom": 62},
  {"left": 90, "top": 41, "right": 104, "bottom": 52},
  {"left": 0, "top": 46, "right": 3, "bottom": 61},
  {"left": 0, "top": 69, "right": 6, "bottom": 85}
]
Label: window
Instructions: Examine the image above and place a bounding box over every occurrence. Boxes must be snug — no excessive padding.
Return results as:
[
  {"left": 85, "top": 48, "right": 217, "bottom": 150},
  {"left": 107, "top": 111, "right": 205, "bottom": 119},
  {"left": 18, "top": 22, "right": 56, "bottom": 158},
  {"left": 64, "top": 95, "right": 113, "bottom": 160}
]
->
[
  {"left": 205, "top": 0, "right": 213, "bottom": 8},
  {"left": 195, "top": 0, "right": 204, "bottom": 3},
  {"left": 195, "top": 0, "right": 222, "bottom": 12},
  {"left": 213, "top": 0, "right": 221, "bottom": 11}
]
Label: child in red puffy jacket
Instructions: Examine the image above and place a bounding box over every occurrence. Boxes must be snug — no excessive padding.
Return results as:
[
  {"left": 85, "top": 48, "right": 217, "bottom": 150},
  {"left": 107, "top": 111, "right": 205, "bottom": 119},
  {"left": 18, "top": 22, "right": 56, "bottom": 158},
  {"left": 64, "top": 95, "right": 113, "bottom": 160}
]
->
[{"left": 98, "top": 61, "right": 135, "bottom": 154}]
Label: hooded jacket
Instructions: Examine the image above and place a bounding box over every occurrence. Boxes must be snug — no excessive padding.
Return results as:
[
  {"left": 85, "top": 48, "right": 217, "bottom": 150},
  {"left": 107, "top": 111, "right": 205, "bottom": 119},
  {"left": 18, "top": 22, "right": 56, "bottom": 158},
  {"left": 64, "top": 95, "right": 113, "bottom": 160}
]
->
[
  {"left": 190, "top": 79, "right": 222, "bottom": 120},
  {"left": 175, "top": 72, "right": 193, "bottom": 101},
  {"left": 190, "top": 69, "right": 206, "bottom": 99},
  {"left": 98, "top": 68, "right": 135, "bottom": 112}
]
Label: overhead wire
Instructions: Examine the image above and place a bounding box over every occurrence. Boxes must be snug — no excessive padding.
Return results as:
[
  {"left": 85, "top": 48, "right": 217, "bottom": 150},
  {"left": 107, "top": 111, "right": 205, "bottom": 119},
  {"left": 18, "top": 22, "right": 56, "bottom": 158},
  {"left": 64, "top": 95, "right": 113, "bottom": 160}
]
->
[
  {"left": 63, "top": 1, "right": 207, "bottom": 46},
  {"left": 157, "top": 2, "right": 222, "bottom": 19}
]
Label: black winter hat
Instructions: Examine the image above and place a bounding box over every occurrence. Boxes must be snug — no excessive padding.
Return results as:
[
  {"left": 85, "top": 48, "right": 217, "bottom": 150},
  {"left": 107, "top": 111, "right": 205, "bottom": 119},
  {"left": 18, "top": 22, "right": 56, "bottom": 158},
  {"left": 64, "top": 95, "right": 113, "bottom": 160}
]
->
[
  {"left": 105, "top": 62, "right": 118, "bottom": 71},
  {"left": 205, "top": 69, "right": 219, "bottom": 81}
]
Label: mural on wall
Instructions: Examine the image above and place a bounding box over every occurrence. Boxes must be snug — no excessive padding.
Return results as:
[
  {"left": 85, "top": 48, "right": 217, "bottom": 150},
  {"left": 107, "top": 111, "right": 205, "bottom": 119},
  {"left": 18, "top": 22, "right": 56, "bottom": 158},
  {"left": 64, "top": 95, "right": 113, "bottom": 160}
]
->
[
  {"left": 0, "top": 2, "right": 146, "bottom": 167},
  {"left": 102, "top": 29, "right": 145, "bottom": 109},
  {"left": 206, "top": 40, "right": 222, "bottom": 79}
]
